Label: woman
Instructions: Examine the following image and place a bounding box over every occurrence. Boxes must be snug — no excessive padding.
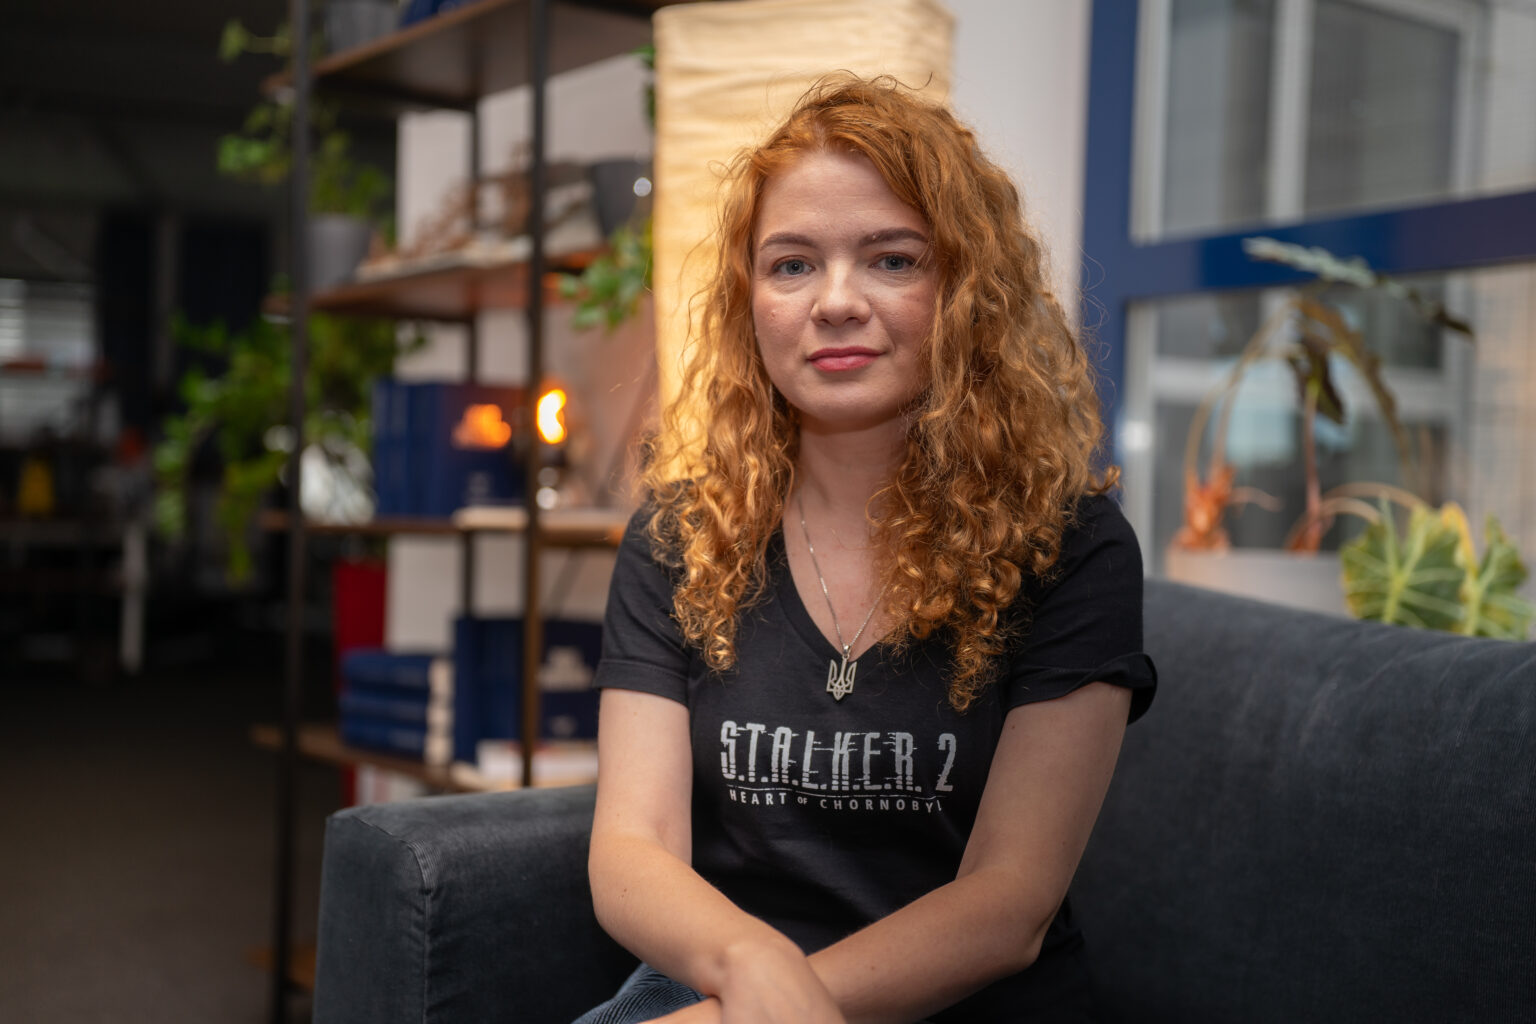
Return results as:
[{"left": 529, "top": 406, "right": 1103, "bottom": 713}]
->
[{"left": 577, "top": 75, "right": 1156, "bottom": 1024}]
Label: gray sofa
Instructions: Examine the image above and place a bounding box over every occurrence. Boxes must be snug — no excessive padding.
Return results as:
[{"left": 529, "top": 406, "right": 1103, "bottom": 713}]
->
[{"left": 313, "top": 580, "right": 1535, "bottom": 1023}]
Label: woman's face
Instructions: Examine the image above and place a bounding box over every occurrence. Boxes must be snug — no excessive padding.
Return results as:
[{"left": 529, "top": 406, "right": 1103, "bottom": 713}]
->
[{"left": 750, "top": 149, "right": 936, "bottom": 437}]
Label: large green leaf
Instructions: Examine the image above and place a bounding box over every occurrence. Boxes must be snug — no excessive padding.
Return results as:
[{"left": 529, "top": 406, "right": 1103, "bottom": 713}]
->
[
  {"left": 1340, "top": 502, "right": 1466, "bottom": 631},
  {"left": 1457, "top": 514, "right": 1535, "bottom": 640}
]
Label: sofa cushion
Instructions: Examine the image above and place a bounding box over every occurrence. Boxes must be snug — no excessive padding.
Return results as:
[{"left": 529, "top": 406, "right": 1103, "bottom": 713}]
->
[
  {"left": 313, "top": 784, "right": 635, "bottom": 1024},
  {"left": 1074, "top": 580, "right": 1535, "bottom": 1024}
]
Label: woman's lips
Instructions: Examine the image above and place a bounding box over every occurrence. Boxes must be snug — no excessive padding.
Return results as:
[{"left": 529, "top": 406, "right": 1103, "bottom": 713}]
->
[{"left": 809, "top": 348, "right": 878, "bottom": 371}]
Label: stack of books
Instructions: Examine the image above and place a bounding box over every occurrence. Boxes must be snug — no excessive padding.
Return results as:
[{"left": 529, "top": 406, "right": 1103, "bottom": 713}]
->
[
  {"left": 452, "top": 616, "right": 603, "bottom": 764},
  {"left": 338, "top": 650, "right": 454, "bottom": 765}
]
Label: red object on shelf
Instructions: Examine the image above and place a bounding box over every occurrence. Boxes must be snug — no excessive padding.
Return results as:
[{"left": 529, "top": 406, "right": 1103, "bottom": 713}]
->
[{"left": 332, "top": 558, "right": 389, "bottom": 803}]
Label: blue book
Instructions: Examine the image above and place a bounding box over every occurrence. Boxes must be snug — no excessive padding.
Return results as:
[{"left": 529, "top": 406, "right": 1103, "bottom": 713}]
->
[
  {"left": 339, "top": 688, "right": 436, "bottom": 725},
  {"left": 451, "top": 617, "right": 603, "bottom": 763},
  {"left": 340, "top": 650, "right": 446, "bottom": 694},
  {"left": 370, "top": 378, "right": 413, "bottom": 517},
  {"left": 411, "top": 382, "right": 527, "bottom": 518},
  {"left": 340, "top": 717, "right": 430, "bottom": 758}
]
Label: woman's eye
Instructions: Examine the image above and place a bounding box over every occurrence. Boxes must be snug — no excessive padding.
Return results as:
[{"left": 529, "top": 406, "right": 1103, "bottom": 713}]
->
[
  {"left": 774, "top": 259, "right": 809, "bottom": 276},
  {"left": 879, "top": 254, "right": 915, "bottom": 271}
]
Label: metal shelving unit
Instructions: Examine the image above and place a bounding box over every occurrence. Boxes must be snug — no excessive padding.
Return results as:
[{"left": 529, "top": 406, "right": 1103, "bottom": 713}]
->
[{"left": 267, "top": 2, "right": 686, "bottom": 1018}]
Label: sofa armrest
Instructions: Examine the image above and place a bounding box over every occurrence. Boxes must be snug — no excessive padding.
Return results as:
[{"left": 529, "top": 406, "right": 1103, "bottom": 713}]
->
[{"left": 313, "top": 784, "right": 636, "bottom": 1024}]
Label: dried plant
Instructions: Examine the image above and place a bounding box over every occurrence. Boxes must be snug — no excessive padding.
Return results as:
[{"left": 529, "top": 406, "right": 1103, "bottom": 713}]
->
[{"left": 1176, "top": 239, "right": 1474, "bottom": 554}]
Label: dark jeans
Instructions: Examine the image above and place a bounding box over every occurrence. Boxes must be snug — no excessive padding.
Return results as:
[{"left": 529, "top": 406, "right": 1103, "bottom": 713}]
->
[{"left": 570, "top": 964, "right": 705, "bottom": 1024}]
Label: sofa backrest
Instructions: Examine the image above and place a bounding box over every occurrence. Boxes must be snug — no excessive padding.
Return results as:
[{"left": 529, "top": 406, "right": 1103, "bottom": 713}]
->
[{"left": 1073, "top": 579, "right": 1535, "bottom": 1024}]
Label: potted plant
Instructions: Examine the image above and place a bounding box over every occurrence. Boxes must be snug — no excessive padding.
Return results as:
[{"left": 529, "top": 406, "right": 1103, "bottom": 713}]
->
[
  {"left": 218, "top": 19, "right": 394, "bottom": 289},
  {"left": 153, "top": 311, "right": 421, "bottom": 581},
  {"left": 559, "top": 45, "right": 655, "bottom": 332},
  {"left": 1167, "top": 238, "right": 1488, "bottom": 615}
]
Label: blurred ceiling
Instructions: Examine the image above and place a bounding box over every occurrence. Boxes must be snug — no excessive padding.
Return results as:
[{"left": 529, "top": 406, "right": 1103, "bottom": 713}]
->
[
  {"left": 2, "top": 1, "right": 289, "bottom": 130},
  {"left": 0, "top": 2, "right": 393, "bottom": 276}
]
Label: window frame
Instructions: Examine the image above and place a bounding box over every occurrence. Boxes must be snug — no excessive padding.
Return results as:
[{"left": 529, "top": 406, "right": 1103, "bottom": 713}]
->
[{"left": 1083, "top": 0, "right": 1536, "bottom": 551}]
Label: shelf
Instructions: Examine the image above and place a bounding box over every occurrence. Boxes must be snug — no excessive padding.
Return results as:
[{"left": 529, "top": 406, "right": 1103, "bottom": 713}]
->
[
  {"left": 267, "top": 257, "right": 581, "bottom": 322},
  {"left": 249, "top": 723, "right": 598, "bottom": 793},
  {"left": 0, "top": 518, "right": 127, "bottom": 547},
  {"left": 258, "top": 505, "right": 628, "bottom": 547},
  {"left": 267, "top": 0, "right": 695, "bottom": 112}
]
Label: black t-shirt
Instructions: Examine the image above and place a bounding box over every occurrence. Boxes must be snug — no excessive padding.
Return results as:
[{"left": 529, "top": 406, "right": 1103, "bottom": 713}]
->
[{"left": 594, "top": 493, "right": 1156, "bottom": 1021}]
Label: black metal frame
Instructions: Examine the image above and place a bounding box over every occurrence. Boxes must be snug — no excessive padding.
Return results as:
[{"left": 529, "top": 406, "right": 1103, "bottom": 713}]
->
[{"left": 267, "top": 1, "right": 575, "bottom": 1018}]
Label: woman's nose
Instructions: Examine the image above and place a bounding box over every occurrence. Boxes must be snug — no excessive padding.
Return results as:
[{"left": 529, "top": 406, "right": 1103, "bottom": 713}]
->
[{"left": 812, "top": 265, "right": 871, "bottom": 324}]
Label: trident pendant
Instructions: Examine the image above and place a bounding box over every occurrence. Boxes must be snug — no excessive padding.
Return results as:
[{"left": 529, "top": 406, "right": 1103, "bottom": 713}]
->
[{"left": 826, "top": 648, "right": 857, "bottom": 701}]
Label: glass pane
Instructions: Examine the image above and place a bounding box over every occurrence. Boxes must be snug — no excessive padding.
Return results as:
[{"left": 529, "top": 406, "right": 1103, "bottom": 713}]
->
[
  {"left": 1160, "top": 0, "right": 1277, "bottom": 237},
  {"left": 1152, "top": 290, "right": 1262, "bottom": 360},
  {"left": 1139, "top": 0, "right": 1536, "bottom": 240},
  {"left": 1316, "top": 279, "right": 1446, "bottom": 371},
  {"left": 1306, "top": 1, "right": 1459, "bottom": 216}
]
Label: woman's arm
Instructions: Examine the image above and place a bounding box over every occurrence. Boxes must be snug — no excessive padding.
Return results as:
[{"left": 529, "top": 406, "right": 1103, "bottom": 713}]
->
[
  {"left": 805, "top": 681, "right": 1133, "bottom": 1024},
  {"left": 589, "top": 687, "right": 845, "bottom": 1023}
]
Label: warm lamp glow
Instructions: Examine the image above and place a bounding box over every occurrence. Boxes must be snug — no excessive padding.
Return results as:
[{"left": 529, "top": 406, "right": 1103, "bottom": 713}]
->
[
  {"left": 452, "top": 404, "right": 512, "bottom": 449},
  {"left": 537, "top": 388, "right": 568, "bottom": 445},
  {"left": 652, "top": 0, "right": 953, "bottom": 457}
]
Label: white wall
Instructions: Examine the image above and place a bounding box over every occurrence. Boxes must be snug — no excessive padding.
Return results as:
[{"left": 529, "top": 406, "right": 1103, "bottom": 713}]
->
[{"left": 946, "top": 0, "right": 1093, "bottom": 316}]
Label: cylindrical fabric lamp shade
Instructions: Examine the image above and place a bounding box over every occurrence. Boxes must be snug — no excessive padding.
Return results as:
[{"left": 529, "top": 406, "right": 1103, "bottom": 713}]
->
[{"left": 651, "top": 0, "right": 955, "bottom": 432}]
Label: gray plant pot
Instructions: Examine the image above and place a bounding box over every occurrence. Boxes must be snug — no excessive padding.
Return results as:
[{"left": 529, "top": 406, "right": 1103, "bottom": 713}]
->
[
  {"left": 588, "top": 159, "right": 650, "bottom": 236},
  {"left": 1163, "top": 547, "right": 1348, "bottom": 618},
  {"left": 307, "top": 214, "right": 373, "bottom": 292}
]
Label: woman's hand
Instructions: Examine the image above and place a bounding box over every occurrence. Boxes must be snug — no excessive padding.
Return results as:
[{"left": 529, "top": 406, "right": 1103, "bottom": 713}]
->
[
  {"left": 651, "top": 998, "right": 720, "bottom": 1024},
  {"left": 710, "top": 939, "right": 846, "bottom": 1024},
  {"left": 652, "top": 943, "right": 847, "bottom": 1024}
]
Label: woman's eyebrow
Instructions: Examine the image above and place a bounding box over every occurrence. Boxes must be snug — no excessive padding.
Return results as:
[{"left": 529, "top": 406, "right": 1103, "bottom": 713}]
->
[
  {"left": 862, "top": 227, "right": 928, "bottom": 246},
  {"left": 757, "top": 231, "right": 816, "bottom": 251}
]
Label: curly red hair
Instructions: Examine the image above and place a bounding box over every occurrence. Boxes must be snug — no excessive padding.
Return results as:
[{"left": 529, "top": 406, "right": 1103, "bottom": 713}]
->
[{"left": 643, "top": 74, "right": 1116, "bottom": 709}]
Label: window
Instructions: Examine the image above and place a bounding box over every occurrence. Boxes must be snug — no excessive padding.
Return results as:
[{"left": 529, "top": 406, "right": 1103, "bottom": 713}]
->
[
  {"left": 1133, "top": 0, "right": 1533, "bottom": 242},
  {"left": 0, "top": 278, "right": 97, "bottom": 443},
  {"left": 1083, "top": 0, "right": 1536, "bottom": 584}
]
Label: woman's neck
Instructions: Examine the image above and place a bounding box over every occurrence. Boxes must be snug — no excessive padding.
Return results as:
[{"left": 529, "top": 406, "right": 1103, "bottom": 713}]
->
[{"left": 793, "top": 420, "right": 904, "bottom": 529}]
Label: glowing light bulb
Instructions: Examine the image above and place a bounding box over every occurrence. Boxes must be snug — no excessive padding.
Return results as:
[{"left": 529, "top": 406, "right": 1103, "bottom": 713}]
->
[
  {"left": 453, "top": 404, "right": 512, "bottom": 449},
  {"left": 537, "top": 388, "right": 568, "bottom": 445}
]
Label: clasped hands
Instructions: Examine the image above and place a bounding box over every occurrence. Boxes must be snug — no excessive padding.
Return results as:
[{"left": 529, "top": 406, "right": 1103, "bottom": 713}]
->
[{"left": 654, "top": 938, "right": 846, "bottom": 1024}]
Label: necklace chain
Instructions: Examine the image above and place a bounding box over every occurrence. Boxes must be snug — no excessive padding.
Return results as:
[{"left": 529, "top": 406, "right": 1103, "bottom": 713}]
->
[{"left": 798, "top": 491, "right": 883, "bottom": 700}]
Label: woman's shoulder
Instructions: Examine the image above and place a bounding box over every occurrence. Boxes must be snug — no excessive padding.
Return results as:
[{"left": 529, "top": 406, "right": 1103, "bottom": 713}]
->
[
  {"left": 1064, "top": 492, "right": 1138, "bottom": 547},
  {"left": 1035, "top": 491, "right": 1143, "bottom": 589}
]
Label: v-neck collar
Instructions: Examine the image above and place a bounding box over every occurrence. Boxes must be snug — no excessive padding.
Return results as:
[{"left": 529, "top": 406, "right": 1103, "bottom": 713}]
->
[{"left": 770, "top": 529, "right": 890, "bottom": 681}]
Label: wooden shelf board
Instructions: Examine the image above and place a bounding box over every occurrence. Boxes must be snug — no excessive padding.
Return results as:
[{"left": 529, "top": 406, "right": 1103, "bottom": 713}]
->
[
  {"left": 259, "top": 510, "right": 462, "bottom": 536},
  {"left": 250, "top": 722, "right": 598, "bottom": 793},
  {"left": 264, "top": 260, "right": 573, "bottom": 322},
  {"left": 258, "top": 506, "right": 628, "bottom": 547},
  {"left": 265, "top": 0, "right": 696, "bottom": 111}
]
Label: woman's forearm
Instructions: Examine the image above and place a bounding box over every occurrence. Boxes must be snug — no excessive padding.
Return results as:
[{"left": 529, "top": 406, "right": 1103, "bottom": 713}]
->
[
  {"left": 589, "top": 831, "right": 809, "bottom": 997},
  {"left": 808, "top": 866, "right": 1051, "bottom": 1024},
  {"left": 593, "top": 836, "right": 1044, "bottom": 1024},
  {"left": 809, "top": 685, "right": 1132, "bottom": 1024}
]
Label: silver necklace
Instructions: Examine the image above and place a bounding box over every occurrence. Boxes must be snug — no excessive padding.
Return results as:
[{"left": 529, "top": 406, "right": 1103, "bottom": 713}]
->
[{"left": 797, "top": 492, "right": 884, "bottom": 702}]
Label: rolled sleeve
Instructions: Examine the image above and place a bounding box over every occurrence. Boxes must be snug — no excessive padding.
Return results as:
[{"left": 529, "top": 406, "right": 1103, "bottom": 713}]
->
[{"left": 1005, "top": 495, "right": 1157, "bottom": 723}]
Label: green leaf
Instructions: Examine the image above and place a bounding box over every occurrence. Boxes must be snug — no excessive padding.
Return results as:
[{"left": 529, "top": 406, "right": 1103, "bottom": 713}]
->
[
  {"left": 219, "top": 20, "right": 251, "bottom": 63},
  {"left": 565, "top": 216, "right": 653, "bottom": 333},
  {"left": 1341, "top": 501, "right": 1466, "bottom": 631},
  {"left": 1287, "top": 332, "right": 1345, "bottom": 425},
  {"left": 1459, "top": 515, "right": 1535, "bottom": 640}
]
